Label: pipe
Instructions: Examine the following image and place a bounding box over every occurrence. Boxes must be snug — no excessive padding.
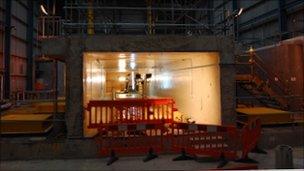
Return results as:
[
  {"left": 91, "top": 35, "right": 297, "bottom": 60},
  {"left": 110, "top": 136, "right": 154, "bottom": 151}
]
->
[
  {"left": 147, "top": 0, "right": 153, "bottom": 35},
  {"left": 87, "top": 0, "right": 94, "bottom": 35}
]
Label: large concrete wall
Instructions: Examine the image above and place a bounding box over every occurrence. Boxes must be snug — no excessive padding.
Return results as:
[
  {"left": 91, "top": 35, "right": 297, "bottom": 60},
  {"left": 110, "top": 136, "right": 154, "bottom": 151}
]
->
[{"left": 42, "top": 35, "right": 236, "bottom": 138}]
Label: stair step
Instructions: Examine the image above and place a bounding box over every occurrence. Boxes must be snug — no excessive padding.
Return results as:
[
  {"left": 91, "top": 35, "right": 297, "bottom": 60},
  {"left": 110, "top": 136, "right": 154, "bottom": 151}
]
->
[{"left": 236, "top": 74, "right": 253, "bottom": 81}]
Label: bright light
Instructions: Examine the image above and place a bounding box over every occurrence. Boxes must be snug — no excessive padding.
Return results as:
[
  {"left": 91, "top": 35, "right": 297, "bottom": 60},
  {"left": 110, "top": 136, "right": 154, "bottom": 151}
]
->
[
  {"left": 130, "top": 61, "right": 136, "bottom": 69},
  {"left": 118, "top": 76, "right": 126, "bottom": 82},
  {"left": 249, "top": 46, "right": 254, "bottom": 53},
  {"left": 131, "top": 71, "right": 135, "bottom": 90},
  {"left": 118, "top": 59, "right": 126, "bottom": 72},
  {"left": 87, "top": 76, "right": 105, "bottom": 83},
  {"left": 155, "top": 72, "right": 172, "bottom": 89},
  {"left": 119, "top": 53, "right": 126, "bottom": 58},
  {"left": 130, "top": 53, "right": 136, "bottom": 60},
  {"left": 130, "top": 53, "right": 136, "bottom": 69},
  {"left": 237, "top": 8, "right": 243, "bottom": 16},
  {"left": 40, "top": 5, "right": 48, "bottom": 15}
]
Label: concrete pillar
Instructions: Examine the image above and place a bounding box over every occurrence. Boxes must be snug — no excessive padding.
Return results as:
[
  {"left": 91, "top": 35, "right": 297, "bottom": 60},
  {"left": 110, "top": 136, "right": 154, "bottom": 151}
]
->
[
  {"left": 65, "top": 38, "right": 84, "bottom": 138},
  {"left": 220, "top": 64, "right": 236, "bottom": 125}
]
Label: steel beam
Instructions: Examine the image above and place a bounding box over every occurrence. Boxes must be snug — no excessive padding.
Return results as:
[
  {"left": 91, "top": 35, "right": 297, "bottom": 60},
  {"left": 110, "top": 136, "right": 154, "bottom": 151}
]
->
[
  {"left": 4, "top": 0, "right": 12, "bottom": 99},
  {"left": 233, "top": 0, "right": 238, "bottom": 41},
  {"left": 26, "top": 0, "right": 34, "bottom": 91},
  {"left": 62, "top": 6, "right": 220, "bottom": 11}
]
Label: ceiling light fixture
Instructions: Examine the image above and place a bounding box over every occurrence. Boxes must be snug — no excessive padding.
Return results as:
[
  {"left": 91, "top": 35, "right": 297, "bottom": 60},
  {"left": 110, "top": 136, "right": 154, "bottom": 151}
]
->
[{"left": 40, "top": 5, "right": 48, "bottom": 15}]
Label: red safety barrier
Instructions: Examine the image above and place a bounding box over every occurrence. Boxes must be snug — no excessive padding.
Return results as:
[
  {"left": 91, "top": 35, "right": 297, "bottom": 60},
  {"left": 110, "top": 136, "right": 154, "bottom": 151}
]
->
[
  {"left": 86, "top": 98, "right": 175, "bottom": 128},
  {"left": 239, "top": 119, "right": 261, "bottom": 159},
  {"left": 169, "top": 119, "right": 261, "bottom": 161},
  {"left": 170, "top": 123, "right": 240, "bottom": 160},
  {"left": 96, "top": 122, "right": 166, "bottom": 165}
]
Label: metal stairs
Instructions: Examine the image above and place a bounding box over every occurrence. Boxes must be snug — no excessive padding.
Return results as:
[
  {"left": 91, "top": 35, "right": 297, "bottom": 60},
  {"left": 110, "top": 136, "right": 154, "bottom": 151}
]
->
[{"left": 236, "top": 52, "right": 290, "bottom": 110}]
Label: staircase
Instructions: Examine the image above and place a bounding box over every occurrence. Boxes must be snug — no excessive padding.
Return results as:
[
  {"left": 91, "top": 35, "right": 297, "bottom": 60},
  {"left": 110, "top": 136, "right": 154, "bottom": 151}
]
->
[{"left": 236, "top": 52, "right": 290, "bottom": 110}]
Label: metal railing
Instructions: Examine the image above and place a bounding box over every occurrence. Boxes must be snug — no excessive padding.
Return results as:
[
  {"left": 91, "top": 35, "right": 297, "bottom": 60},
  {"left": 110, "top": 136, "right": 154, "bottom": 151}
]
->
[
  {"left": 38, "top": 16, "right": 62, "bottom": 38},
  {"left": 11, "top": 90, "right": 57, "bottom": 103}
]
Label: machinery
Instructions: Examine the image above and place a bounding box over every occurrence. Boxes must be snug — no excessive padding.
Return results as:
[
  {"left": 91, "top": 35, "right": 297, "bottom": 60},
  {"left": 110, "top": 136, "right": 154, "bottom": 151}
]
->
[{"left": 115, "top": 73, "right": 152, "bottom": 99}]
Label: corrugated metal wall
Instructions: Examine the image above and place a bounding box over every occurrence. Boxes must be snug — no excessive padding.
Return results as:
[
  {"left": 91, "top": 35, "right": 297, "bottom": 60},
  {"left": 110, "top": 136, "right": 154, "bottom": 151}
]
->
[
  {"left": 10, "top": 1, "right": 28, "bottom": 92},
  {"left": 0, "top": 0, "right": 39, "bottom": 98},
  {"left": 213, "top": 0, "right": 304, "bottom": 48}
]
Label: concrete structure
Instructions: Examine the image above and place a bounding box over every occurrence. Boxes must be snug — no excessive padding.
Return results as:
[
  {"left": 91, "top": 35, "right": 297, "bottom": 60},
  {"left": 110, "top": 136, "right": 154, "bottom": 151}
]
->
[{"left": 41, "top": 35, "right": 236, "bottom": 138}]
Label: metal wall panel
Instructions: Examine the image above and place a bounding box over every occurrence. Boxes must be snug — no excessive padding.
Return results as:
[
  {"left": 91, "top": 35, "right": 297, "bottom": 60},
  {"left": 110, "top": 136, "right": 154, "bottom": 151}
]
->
[
  {"left": 11, "top": 0, "right": 27, "bottom": 23},
  {"left": 5, "top": 0, "right": 35, "bottom": 93}
]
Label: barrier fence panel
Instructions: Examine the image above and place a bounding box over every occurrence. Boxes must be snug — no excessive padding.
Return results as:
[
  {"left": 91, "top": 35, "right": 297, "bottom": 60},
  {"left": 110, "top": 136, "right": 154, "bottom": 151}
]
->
[
  {"left": 86, "top": 98, "right": 175, "bottom": 128},
  {"left": 170, "top": 123, "right": 240, "bottom": 160},
  {"left": 239, "top": 119, "right": 261, "bottom": 159},
  {"left": 88, "top": 99, "right": 262, "bottom": 166},
  {"left": 11, "top": 90, "right": 56, "bottom": 102},
  {"left": 96, "top": 122, "right": 167, "bottom": 164}
]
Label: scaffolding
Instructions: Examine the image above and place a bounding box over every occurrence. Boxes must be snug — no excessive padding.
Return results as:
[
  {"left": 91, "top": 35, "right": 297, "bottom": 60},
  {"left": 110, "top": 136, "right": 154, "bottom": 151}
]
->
[{"left": 62, "top": 0, "right": 227, "bottom": 35}]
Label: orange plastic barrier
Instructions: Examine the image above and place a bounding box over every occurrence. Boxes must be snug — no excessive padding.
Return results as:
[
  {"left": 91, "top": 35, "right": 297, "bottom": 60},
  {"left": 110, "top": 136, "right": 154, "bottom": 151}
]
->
[
  {"left": 86, "top": 98, "right": 175, "bottom": 128},
  {"left": 239, "top": 119, "right": 261, "bottom": 159},
  {"left": 170, "top": 123, "right": 239, "bottom": 160},
  {"left": 96, "top": 122, "right": 166, "bottom": 165},
  {"left": 170, "top": 119, "right": 261, "bottom": 161}
]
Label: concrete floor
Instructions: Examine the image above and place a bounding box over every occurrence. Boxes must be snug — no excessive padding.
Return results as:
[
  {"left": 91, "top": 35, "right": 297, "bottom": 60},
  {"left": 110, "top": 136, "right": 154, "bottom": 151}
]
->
[{"left": 1, "top": 147, "right": 303, "bottom": 170}]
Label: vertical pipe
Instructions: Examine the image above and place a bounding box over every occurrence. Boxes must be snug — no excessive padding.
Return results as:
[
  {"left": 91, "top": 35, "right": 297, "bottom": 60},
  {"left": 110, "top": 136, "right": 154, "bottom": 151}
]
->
[
  {"left": 4, "top": 0, "right": 12, "bottom": 99},
  {"left": 26, "top": 0, "right": 34, "bottom": 91},
  {"left": 87, "top": 0, "right": 94, "bottom": 35}
]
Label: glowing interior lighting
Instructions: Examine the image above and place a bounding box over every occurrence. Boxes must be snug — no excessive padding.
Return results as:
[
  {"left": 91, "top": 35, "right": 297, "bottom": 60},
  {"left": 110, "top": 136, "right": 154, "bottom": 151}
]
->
[
  {"left": 118, "top": 76, "right": 126, "bottom": 82},
  {"left": 131, "top": 71, "right": 135, "bottom": 90},
  {"left": 130, "top": 61, "right": 136, "bottom": 69},
  {"left": 118, "top": 59, "right": 126, "bottom": 72},
  {"left": 87, "top": 76, "right": 105, "bottom": 83},
  {"left": 119, "top": 53, "right": 126, "bottom": 58},
  {"left": 249, "top": 46, "right": 254, "bottom": 53},
  {"left": 40, "top": 5, "right": 48, "bottom": 15},
  {"left": 130, "top": 53, "right": 136, "bottom": 60},
  {"left": 237, "top": 8, "right": 243, "bottom": 16}
]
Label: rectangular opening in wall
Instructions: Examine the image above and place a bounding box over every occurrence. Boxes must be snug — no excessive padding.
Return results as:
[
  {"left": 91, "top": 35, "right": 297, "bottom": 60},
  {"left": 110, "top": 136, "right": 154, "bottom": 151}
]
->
[{"left": 83, "top": 52, "right": 221, "bottom": 137}]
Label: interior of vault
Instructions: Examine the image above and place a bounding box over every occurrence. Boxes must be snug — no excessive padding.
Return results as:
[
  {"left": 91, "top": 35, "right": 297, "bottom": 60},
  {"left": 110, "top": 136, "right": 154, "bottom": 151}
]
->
[{"left": 83, "top": 52, "right": 221, "bottom": 137}]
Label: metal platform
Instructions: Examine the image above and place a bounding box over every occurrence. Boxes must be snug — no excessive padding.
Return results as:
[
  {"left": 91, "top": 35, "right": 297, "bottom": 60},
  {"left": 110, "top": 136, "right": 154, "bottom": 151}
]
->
[
  {"left": 2, "top": 101, "right": 65, "bottom": 115},
  {"left": 236, "top": 107, "right": 293, "bottom": 125},
  {"left": 0, "top": 114, "right": 53, "bottom": 134}
]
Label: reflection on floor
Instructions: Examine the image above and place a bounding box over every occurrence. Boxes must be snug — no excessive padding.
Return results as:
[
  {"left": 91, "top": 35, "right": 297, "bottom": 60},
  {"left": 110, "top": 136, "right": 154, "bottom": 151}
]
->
[{"left": 0, "top": 147, "right": 303, "bottom": 170}]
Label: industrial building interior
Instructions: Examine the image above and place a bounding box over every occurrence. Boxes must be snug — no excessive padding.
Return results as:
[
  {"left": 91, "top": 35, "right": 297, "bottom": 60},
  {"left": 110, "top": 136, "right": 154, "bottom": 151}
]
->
[{"left": 0, "top": 0, "right": 304, "bottom": 170}]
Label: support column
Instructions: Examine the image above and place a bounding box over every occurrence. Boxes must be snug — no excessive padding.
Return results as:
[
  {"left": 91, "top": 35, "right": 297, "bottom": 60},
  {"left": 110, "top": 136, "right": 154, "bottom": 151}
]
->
[
  {"left": 26, "top": 0, "right": 34, "bottom": 90},
  {"left": 220, "top": 64, "right": 236, "bottom": 125},
  {"left": 65, "top": 38, "right": 84, "bottom": 138},
  {"left": 232, "top": 0, "right": 238, "bottom": 41},
  {"left": 4, "top": 0, "right": 12, "bottom": 99}
]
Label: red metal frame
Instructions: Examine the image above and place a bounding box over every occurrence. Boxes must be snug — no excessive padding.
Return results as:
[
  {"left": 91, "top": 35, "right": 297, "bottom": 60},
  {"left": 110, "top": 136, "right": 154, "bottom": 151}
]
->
[
  {"left": 86, "top": 98, "right": 175, "bottom": 128},
  {"left": 86, "top": 98, "right": 261, "bottom": 162},
  {"left": 96, "top": 122, "right": 166, "bottom": 156}
]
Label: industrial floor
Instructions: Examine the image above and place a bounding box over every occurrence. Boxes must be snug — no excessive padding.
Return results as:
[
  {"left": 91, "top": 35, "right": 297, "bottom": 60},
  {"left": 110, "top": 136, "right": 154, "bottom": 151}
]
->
[{"left": 1, "top": 147, "right": 303, "bottom": 170}]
